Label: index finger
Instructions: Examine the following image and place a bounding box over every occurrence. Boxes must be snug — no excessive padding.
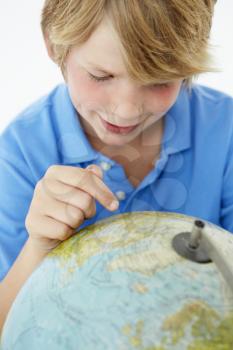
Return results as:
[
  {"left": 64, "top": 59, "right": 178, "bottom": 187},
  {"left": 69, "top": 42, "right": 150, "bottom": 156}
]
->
[
  {"left": 48, "top": 165, "right": 119, "bottom": 211},
  {"left": 80, "top": 169, "right": 120, "bottom": 210}
]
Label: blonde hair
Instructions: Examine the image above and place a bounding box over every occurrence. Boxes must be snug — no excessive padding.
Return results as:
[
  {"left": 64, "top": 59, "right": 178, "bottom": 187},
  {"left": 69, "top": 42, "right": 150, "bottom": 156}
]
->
[{"left": 41, "top": 0, "right": 217, "bottom": 87}]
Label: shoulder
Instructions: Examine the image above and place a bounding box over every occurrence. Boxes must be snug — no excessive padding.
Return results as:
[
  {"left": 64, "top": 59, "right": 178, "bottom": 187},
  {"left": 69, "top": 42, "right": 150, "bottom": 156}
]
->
[
  {"left": 0, "top": 84, "right": 72, "bottom": 179},
  {"left": 185, "top": 84, "right": 233, "bottom": 185},
  {"left": 188, "top": 83, "right": 233, "bottom": 141},
  {"left": 190, "top": 83, "right": 233, "bottom": 102},
  {"left": 189, "top": 83, "right": 233, "bottom": 119}
]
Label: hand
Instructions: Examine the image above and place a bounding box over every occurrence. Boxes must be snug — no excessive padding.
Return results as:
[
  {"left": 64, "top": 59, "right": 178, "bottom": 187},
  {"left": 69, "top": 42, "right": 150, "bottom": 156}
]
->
[{"left": 25, "top": 164, "right": 119, "bottom": 252}]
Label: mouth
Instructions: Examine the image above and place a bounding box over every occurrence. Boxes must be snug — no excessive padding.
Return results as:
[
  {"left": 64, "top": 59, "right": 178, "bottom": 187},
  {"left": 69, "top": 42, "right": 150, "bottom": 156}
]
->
[{"left": 99, "top": 116, "right": 140, "bottom": 134}]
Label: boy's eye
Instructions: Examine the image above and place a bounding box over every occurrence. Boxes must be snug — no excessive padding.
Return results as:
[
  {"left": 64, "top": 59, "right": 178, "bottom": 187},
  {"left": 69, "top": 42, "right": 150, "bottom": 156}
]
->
[
  {"left": 88, "top": 73, "right": 171, "bottom": 89},
  {"left": 88, "top": 73, "right": 111, "bottom": 83},
  {"left": 147, "top": 82, "right": 171, "bottom": 89}
]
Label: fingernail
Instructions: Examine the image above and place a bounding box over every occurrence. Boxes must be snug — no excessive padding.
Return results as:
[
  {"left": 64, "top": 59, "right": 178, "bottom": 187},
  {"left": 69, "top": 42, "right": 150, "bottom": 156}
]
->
[
  {"left": 86, "top": 165, "right": 95, "bottom": 171},
  {"left": 108, "top": 200, "right": 119, "bottom": 211}
]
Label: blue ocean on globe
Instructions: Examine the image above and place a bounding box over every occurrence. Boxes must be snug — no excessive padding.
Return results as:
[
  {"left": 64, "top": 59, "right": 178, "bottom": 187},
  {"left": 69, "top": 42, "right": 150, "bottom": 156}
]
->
[{"left": 1, "top": 212, "right": 233, "bottom": 350}]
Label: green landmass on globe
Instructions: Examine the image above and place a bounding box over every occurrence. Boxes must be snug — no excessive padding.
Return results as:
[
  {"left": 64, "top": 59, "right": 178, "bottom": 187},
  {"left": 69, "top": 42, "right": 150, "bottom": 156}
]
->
[{"left": 1, "top": 211, "right": 233, "bottom": 350}]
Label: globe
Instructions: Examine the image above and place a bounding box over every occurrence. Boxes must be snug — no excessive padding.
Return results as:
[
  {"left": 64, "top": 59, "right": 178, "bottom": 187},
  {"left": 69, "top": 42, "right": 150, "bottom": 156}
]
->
[{"left": 1, "top": 211, "right": 233, "bottom": 350}]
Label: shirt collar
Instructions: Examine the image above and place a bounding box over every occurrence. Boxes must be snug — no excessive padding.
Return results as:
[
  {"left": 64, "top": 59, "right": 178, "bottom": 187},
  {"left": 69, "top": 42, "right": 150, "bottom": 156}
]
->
[
  {"left": 162, "top": 85, "right": 191, "bottom": 156},
  {"left": 54, "top": 83, "right": 191, "bottom": 164}
]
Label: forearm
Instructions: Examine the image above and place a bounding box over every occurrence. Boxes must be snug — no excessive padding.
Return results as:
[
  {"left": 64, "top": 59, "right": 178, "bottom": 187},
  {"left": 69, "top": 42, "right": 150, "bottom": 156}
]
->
[{"left": 0, "top": 237, "right": 48, "bottom": 333}]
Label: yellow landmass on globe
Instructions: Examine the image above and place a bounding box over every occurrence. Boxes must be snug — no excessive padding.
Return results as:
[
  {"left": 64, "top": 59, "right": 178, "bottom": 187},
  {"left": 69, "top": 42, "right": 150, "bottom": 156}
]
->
[
  {"left": 132, "top": 282, "right": 149, "bottom": 294},
  {"left": 120, "top": 301, "right": 233, "bottom": 350},
  {"left": 49, "top": 213, "right": 182, "bottom": 275},
  {"left": 160, "top": 300, "right": 233, "bottom": 350},
  {"left": 106, "top": 244, "right": 182, "bottom": 276},
  {"left": 162, "top": 300, "right": 220, "bottom": 344},
  {"left": 122, "top": 320, "right": 144, "bottom": 347}
]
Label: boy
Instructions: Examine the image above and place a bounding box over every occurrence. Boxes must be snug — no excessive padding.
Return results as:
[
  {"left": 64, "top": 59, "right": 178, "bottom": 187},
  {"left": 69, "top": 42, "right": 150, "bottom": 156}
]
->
[{"left": 0, "top": 0, "right": 232, "bottom": 333}]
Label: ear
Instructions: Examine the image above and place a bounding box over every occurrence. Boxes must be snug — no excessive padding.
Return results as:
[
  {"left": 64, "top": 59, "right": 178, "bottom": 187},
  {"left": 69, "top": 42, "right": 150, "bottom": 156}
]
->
[{"left": 43, "top": 30, "right": 56, "bottom": 62}]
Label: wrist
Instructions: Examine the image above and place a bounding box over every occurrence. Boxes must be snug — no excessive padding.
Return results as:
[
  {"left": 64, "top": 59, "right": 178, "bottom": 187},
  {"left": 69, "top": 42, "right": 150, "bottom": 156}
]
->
[{"left": 26, "top": 236, "right": 61, "bottom": 256}]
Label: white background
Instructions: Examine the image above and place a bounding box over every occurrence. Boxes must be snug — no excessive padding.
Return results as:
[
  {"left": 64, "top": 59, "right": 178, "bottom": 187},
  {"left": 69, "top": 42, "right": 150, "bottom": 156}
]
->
[{"left": 0, "top": 0, "right": 232, "bottom": 133}]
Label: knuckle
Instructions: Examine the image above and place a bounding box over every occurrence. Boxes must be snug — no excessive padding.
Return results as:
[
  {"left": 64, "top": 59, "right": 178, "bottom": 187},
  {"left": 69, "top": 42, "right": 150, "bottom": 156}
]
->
[
  {"left": 25, "top": 213, "right": 35, "bottom": 233},
  {"left": 42, "top": 178, "right": 60, "bottom": 198},
  {"left": 66, "top": 203, "right": 80, "bottom": 218},
  {"left": 84, "top": 201, "right": 96, "bottom": 218},
  {"left": 77, "top": 170, "right": 91, "bottom": 187},
  {"left": 46, "top": 164, "right": 59, "bottom": 177},
  {"left": 36, "top": 178, "right": 57, "bottom": 200},
  {"left": 66, "top": 204, "right": 85, "bottom": 226},
  {"left": 58, "top": 225, "right": 74, "bottom": 241},
  {"left": 86, "top": 164, "right": 103, "bottom": 177},
  {"left": 34, "top": 179, "right": 50, "bottom": 199},
  {"left": 88, "top": 203, "right": 96, "bottom": 218},
  {"left": 83, "top": 193, "right": 93, "bottom": 208},
  {"left": 34, "top": 179, "right": 42, "bottom": 193},
  {"left": 35, "top": 180, "right": 46, "bottom": 197}
]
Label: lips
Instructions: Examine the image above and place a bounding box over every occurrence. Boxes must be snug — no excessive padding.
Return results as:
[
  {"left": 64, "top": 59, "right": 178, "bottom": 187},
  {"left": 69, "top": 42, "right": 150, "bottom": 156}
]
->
[{"left": 99, "top": 116, "right": 139, "bottom": 134}]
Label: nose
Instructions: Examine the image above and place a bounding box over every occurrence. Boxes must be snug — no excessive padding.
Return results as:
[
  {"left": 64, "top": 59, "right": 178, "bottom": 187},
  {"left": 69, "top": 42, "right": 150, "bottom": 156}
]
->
[
  {"left": 111, "top": 81, "right": 145, "bottom": 124},
  {"left": 111, "top": 103, "right": 144, "bottom": 124}
]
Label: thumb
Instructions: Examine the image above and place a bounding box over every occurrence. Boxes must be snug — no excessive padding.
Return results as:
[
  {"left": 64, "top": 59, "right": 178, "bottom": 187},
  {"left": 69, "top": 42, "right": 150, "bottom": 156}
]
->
[{"left": 86, "top": 164, "right": 103, "bottom": 179}]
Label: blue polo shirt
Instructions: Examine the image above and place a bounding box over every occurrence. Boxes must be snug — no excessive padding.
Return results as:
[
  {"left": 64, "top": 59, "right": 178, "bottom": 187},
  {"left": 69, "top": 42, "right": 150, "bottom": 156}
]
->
[{"left": 0, "top": 83, "right": 233, "bottom": 281}]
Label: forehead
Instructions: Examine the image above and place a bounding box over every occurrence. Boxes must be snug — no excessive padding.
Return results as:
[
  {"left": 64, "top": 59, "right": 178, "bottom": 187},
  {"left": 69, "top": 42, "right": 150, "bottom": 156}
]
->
[{"left": 72, "top": 17, "right": 127, "bottom": 75}]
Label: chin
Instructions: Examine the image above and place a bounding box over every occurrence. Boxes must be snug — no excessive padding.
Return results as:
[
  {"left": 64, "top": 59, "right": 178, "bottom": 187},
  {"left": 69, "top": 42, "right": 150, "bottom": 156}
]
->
[
  {"left": 99, "top": 135, "right": 131, "bottom": 146},
  {"left": 99, "top": 127, "right": 139, "bottom": 143}
]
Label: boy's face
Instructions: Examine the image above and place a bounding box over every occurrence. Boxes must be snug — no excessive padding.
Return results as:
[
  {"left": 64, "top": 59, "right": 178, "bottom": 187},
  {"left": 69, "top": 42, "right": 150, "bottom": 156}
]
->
[{"left": 63, "top": 17, "right": 182, "bottom": 148}]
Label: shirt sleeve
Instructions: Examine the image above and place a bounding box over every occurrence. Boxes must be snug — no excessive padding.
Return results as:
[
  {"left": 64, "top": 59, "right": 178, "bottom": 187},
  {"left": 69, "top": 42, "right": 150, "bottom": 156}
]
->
[
  {"left": 220, "top": 126, "right": 233, "bottom": 233},
  {"left": 0, "top": 123, "right": 35, "bottom": 281}
]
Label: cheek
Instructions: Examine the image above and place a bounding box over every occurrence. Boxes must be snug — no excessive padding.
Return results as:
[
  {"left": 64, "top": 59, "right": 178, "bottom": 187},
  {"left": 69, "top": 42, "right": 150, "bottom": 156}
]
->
[
  {"left": 151, "top": 86, "right": 181, "bottom": 112},
  {"left": 67, "top": 68, "right": 106, "bottom": 109}
]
